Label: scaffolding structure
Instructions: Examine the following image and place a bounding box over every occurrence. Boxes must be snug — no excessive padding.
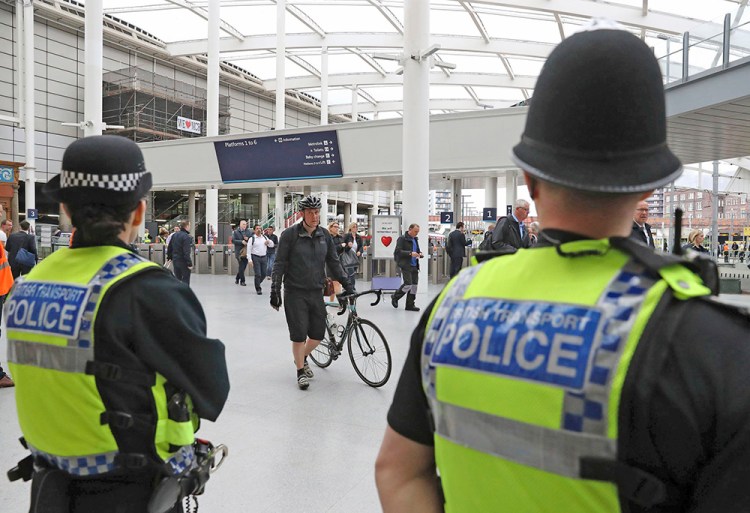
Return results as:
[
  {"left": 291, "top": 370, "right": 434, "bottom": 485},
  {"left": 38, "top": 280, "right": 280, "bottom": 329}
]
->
[{"left": 102, "top": 67, "right": 230, "bottom": 142}]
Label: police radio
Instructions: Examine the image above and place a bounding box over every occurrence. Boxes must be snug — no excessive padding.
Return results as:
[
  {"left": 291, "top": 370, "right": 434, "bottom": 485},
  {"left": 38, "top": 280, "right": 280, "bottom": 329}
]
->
[{"left": 148, "top": 439, "right": 228, "bottom": 513}]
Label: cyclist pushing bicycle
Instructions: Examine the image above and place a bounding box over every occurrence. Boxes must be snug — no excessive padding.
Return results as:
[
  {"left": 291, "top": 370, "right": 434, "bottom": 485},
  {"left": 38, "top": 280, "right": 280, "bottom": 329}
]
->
[{"left": 270, "top": 195, "right": 355, "bottom": 390}]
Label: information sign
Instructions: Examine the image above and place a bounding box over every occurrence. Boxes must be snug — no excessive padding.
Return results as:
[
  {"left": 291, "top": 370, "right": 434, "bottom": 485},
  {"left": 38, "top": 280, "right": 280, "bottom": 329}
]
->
[
  {"left": 214, "top": 130, "right": 343, "bottom": 183},
  {"left": 482, "top": 207, "right": 497, "bottom": 221},
  {"left": 440, "top": 212, "right": 454, "bottom": 224}
]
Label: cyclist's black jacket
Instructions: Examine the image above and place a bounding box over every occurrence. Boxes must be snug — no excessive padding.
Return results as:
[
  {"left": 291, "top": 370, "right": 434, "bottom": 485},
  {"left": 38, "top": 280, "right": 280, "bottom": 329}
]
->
[{"left": 271, "top": 223, "right": 348, "bottom": 292}]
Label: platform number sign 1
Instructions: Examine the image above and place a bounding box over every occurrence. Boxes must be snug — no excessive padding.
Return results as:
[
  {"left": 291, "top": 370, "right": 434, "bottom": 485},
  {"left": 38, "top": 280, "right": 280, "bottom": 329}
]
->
[
  {"left": 440, "top": 212, "right": 453, "bottom": 224},
  {"left": 482, "top": 208, "right": 497, "bottom": 222}
]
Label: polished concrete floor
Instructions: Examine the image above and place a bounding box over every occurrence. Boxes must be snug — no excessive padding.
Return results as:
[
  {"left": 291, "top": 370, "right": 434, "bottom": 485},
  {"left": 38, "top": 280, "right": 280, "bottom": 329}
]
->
[{"left": 0, "top": 273, "right": 439, "bottom": 512}]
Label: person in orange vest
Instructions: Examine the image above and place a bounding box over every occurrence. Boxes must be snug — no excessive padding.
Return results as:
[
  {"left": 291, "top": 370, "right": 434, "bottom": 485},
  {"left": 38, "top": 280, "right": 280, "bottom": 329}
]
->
[{"left": 0, "top": 236, "right": 15, "bottom": 387}]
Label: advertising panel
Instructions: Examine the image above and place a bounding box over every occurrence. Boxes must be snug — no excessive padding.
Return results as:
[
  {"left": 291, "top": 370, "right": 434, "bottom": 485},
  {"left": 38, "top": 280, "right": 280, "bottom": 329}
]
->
[{"left": 372, "top": 216, "right": 401, "bottom": 260}]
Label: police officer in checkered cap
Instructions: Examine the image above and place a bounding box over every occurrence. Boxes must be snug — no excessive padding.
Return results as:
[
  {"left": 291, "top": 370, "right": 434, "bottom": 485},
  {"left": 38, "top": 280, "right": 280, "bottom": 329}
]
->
[
  {"left": 6, "top": 135, "right": 229, "bottom": 512},
  {"left": 377, "top": 22, "right": 750, "bottom": 512}
]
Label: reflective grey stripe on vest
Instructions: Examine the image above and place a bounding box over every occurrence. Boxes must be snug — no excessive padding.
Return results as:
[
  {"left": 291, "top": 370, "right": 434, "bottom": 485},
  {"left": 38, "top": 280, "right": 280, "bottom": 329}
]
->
[
  {"left": 0, "top": 261, "right": 9, "bottom": 271},
  {"left": 423, "top": 255, "right": 659, "bottom": 476},
  {"left": 434, "top": 401, "right": 616, "bottom": 478},
  {"left": 7, "top": 252, "right": 147, "bottom": 372},
  {"left": 8, "top": 341, "right": 91, "bottom": 373}
]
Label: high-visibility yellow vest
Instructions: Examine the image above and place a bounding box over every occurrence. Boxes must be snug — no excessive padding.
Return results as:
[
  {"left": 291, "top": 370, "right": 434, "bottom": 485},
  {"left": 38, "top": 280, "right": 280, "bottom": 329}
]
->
[
  {"left": 423, "top": 239, "right": 710, "bottom": 512},
  {"left": 6, "top": 246, "right": 196, "bottom": 476}
]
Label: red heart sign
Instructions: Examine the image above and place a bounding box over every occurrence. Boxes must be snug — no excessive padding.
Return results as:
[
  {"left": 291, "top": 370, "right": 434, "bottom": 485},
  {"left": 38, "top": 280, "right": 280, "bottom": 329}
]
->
[
  {"left": 381, "top": 236, "right": 392, "bottom": 247},
  {"left": 185, "top": 120, "right": 191, "bottom": 128}
]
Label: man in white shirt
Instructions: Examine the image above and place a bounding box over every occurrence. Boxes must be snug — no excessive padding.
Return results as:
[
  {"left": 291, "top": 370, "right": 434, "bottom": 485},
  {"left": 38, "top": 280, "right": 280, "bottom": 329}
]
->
[
  {"left": 249, "top": 223, "right": 274, "bottom": 295},
  {"left": 0, "top": 218, "right": 12, "bottom": 245},
  {"left": 631, "top": 200, "right": 655, "bottom": 248}
]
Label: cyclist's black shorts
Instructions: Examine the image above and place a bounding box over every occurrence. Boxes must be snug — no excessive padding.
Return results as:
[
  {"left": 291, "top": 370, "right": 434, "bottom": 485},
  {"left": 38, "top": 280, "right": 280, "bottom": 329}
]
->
[{"left": 284, "top": 288, "right": 326, "bottom": 342}]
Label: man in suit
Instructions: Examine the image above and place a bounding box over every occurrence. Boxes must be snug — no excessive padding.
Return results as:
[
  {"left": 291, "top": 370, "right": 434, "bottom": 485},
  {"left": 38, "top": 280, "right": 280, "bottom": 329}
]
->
[
  {"left": 488, "top": 199, "right": 531, "bottom": 252},
  {"left": 6, "top": 220, "right": 37, "bottom": 278},
  {"left": 446, "top": 221, "right": 472, "bottom": 278},
  {"left": 631, "top": 200, "right": 655, "bottom": 248}
]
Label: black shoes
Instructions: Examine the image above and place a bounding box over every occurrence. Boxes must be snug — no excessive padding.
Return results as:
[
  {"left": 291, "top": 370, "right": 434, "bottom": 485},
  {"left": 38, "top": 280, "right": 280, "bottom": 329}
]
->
[{"left": 256, "top": 290, "right": 262, "bottom": 295}]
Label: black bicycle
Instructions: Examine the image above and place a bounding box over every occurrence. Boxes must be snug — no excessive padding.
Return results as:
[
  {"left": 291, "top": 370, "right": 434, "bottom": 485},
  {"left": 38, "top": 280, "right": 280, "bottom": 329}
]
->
[{"left": 309, "top": 289, "right": 392, "bottom": 387}]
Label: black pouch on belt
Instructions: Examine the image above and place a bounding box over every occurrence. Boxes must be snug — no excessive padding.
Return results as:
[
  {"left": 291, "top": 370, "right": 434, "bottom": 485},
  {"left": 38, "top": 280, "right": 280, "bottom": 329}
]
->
[{"left": 30, "top": 467, "right": 72, "bottom": 513}]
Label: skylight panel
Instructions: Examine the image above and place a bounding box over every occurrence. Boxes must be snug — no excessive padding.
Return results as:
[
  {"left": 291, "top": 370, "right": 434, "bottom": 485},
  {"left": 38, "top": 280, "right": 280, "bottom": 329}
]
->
[
  {"left": 230, "top": 56, "right": 313, "bottom": 81},
  {"left": 103, "top": 0, "right": 168, "bottom": 10},
  {"left": 324, "top": 87, "right": 360, "bottom": 106},
  {"left": 431, "top": 6, "right": 484, "bottom": 37},
  {"left": 429, "top": 85, "right": 473, "bottom": 100},
  {"left": 326, "top": 53, "right": 380, "bottom": 74},
  {"left": 481, "top": 10, "right": 561, "bottom": 44},
  {"left": 650, "top": 0, "right": 740, "bottom": 22},
  {"left": 441, "top": 53, "right": 506, "bottom": 74},
  {"left": 472, "top": 86, "right": 526, "bottom": 102},
  {"left": 504, "top": 57, "right": 545, "bottom": 77},
  {"left": 298, "top": 5, "right": 399, "bottom": 33},
  {"left": 223, "top": 5, "right": 311, "bottom": 36},
  {"left": 361, "top": 86, "right": 406, "bottom": 102},
  {"left": 114, "top": 10, "right": 209, "bottom": 43}
]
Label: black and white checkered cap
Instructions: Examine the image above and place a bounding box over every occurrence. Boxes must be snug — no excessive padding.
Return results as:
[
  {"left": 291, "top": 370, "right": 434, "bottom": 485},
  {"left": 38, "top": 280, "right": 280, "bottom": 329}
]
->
[
  {"left": 61, "top": 170, "right": 146, "bottom": 192},
  {"left": 44, "top": 135, "right": 152, "bottom": 205}
]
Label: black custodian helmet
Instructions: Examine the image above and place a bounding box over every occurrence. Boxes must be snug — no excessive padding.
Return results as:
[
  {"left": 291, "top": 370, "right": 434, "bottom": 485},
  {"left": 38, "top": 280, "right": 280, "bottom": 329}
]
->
[{"left": 512, "top": 23, "right": 682, "bottom": 193}]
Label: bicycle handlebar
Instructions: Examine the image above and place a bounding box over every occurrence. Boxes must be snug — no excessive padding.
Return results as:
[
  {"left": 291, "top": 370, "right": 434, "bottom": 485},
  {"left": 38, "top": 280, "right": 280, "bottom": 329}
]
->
[{"left": 336, "top": 289, "right": 382, "bottom": 315}]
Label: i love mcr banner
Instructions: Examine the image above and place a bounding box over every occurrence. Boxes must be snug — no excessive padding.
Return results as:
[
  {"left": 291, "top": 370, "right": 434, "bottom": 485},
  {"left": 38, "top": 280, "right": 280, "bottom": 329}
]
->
[{"left": 372, "top": 216, "right": 401, "bottom": 260}]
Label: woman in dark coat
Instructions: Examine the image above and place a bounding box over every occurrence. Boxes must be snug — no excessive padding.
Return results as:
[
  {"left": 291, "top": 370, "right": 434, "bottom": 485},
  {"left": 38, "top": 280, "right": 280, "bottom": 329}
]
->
[
  {"left": 327, "top": 221, "right": 346, "bottom": 301},
  {"left": 342, "top": 222, "right": 363, "bottom": 292}
]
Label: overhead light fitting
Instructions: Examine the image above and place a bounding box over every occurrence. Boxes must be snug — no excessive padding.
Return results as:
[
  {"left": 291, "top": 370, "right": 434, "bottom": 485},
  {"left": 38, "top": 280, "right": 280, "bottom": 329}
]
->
[
  {"left": 372, "top": 52, "right": 403, "bottom": 62},
  {"left": 435, "top": 61, "right": 457, "bottom": 70}
]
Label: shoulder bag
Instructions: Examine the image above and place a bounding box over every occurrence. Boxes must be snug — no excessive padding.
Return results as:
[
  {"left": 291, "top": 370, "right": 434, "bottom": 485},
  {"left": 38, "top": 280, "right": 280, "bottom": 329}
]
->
[{"left": 340, "top": 249, "right": 359, "bottom": 268}]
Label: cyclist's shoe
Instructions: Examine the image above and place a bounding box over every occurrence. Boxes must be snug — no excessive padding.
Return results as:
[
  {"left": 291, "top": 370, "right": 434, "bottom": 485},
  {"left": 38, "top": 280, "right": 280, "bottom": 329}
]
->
[
  {"left": 303, "top": 361, "right": 314, "bottom": 379},
  {"left": 297, "top": 373, "right": 310, "bottom": 390}
]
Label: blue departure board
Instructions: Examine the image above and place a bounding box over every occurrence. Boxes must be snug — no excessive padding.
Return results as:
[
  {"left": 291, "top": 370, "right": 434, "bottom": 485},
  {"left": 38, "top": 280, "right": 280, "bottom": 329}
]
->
[{"left": 214, "top": 130, "right": 343, "bottom": 183}]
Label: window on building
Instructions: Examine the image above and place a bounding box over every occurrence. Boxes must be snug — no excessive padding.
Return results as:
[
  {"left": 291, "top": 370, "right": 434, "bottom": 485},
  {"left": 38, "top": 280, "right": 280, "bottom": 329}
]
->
[
  {"left": 688, "top": 193, "right": 694, "bottom": 199},
  {"left": 688, "top": 203, "right": 693, "bottom": 211},
  {"left": 696, "top": 203, "right": 702, "bottom": 211},
  {"left": 697, "top": 192, "right": 703, "bottom": 199},
  {"left": 680, "top": 194, "right": 686, "bottom": 200}
]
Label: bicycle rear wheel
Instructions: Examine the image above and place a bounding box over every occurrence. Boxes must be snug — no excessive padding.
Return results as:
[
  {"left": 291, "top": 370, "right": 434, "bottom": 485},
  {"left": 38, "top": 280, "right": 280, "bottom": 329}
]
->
[
  {"left": 310, "top": 329, "right": 334, "bottom": 368},
  {"left": 347, "top": 318, "right": 392, "bottom": 387}
]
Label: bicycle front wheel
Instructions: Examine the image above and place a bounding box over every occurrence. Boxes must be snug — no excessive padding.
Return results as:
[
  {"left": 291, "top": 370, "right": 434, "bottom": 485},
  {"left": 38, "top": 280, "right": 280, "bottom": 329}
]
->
[
  {"left": 347, "top": 318, "right": 392, "bottom": 387},
  {"left": 310, "top": 331, "right": 334, "bottom": 368}
]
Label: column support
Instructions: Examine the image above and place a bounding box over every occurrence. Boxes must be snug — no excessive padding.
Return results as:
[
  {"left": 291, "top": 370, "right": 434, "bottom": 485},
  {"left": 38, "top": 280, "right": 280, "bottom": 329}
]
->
[
  {"left": 402, "top": 0, "right": 431, "bottom": 291},
  {"left": 23, "top": 0, "right": 37, "bottom": 229}
]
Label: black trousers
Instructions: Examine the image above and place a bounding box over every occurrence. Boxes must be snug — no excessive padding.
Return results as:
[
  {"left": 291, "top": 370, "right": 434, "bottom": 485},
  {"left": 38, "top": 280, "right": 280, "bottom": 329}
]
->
[
  {"left": 173, "top": 261, "right": 191, "bottom": 286},
  {"left": 236, "top": 256, "right": 248, "bottom": 284},
  {"left": 29, "top": 468, "right": 183, "bottom": 513},
  {"left": 252, "top": 254, "right": 268, "bottom": 291},
  {"left": 449, "top": 256, "right": 463, "bottom": 278}
]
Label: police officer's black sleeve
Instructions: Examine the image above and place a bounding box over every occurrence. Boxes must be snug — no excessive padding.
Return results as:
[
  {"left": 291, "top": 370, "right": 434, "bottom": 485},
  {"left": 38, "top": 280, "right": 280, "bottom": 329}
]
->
[
  {"left": 386, "top": 297, "right": 439, "bottom": 447},
  {"left": 97, "top": 268, "right": 229, "bottom": 421},
  {"left": 621, "top": 297, "right": 750, "bottom": 512}
]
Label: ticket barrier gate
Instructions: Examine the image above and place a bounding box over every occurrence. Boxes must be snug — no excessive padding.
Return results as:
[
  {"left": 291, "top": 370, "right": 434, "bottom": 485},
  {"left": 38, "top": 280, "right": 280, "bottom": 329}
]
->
[
  {"left": 195, "top": 245, "right": 210, "bottom": 274},
  {"left": 211, "top": 246, "right": 227, "bottom": 275},
  {"left": 151, "top": 244, "right": 166, "bottom": 266},
  {"left": 430, "top": 247, "right": 448, "bottom": 284},
  {"left": 135, "top": 244, "right": 152, "bottom": 263}
]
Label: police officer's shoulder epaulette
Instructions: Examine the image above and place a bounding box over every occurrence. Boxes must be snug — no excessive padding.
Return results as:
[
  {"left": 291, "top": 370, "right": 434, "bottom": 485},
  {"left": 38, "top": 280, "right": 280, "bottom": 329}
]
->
[{"left": 610, "top": 237, "right": 719, "bottom": 296}]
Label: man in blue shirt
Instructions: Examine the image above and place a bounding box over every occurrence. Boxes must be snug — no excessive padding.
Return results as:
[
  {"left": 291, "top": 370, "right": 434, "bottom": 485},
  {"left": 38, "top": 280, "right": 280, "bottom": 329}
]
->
[{"left": 392, "top": 224, "right": 424, "bottom": 312}]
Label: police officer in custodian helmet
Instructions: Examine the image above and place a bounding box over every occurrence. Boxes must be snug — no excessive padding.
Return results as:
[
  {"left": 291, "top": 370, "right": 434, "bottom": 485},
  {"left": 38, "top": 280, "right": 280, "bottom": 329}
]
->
[
  {"left": 376, "top": 21, "right": 750, "bottom": 513},
  {"left": 5, "top": 135, "right": 229, "bottom": 512}
]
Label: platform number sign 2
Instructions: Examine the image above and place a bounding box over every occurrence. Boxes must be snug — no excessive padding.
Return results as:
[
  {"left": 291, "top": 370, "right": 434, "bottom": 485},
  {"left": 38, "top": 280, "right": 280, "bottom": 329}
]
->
[{"left": 440, "top": 212, "right": 454, "bottom": 224}]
